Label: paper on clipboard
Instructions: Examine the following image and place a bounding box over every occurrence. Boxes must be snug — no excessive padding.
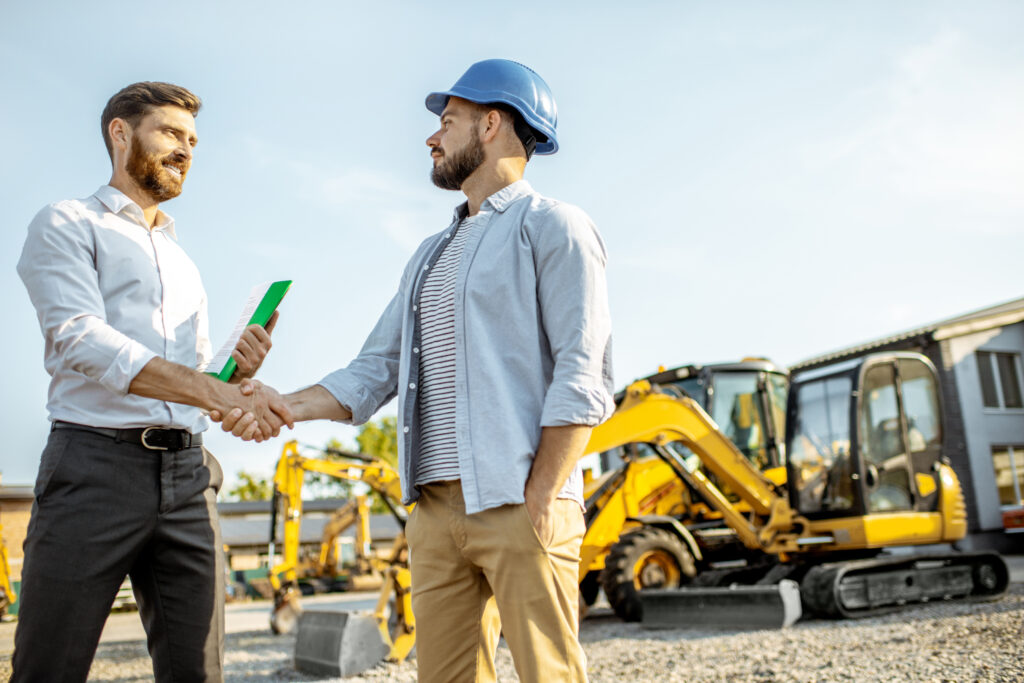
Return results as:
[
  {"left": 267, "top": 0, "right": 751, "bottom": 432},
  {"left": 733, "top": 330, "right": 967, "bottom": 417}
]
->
[{"left": 206, "top": 280, "right": 292, "bottom": 382}]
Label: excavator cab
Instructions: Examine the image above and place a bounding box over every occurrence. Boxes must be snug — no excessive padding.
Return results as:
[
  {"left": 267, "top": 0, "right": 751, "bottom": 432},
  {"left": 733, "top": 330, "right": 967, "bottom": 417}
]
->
[
  {"left": 639, "top": 359, "right": 789, "bottom": 472},
  {"left": 786, "top": 352, "right": 945, "bottom": 519}
]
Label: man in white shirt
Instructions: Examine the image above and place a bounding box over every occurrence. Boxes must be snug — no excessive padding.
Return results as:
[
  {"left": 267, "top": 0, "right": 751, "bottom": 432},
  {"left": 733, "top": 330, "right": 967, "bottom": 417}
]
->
[{"left": 14, "top": 82, "right": 292, "bottom": 682}]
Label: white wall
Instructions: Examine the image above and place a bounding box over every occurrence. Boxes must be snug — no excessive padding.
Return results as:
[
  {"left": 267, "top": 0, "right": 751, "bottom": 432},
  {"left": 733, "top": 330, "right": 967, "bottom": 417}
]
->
[{"left": 949, "top": 322, "right": 1024, "bottom": 530}]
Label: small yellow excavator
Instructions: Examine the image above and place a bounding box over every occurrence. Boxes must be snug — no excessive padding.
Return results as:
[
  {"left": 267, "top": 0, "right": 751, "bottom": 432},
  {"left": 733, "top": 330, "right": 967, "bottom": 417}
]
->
[
  {"left": 583, "top": 352, "right": 1009, "bottom": 628},
  {"left": 579, "top": 359, "right": 789, "bottom": 620},
  {"left": 268, "top": 441, "right": 415, "bottom": 664}
]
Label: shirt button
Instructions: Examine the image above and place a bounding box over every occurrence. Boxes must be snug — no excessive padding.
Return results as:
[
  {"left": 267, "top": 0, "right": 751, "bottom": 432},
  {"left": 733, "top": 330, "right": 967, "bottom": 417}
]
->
[
  {"left": 423, "top": 265, "right": 429, "bottom": 271},
  {"left": 403, "top": 426, "right": 410, "bottom": 434},
  {"left": 413, "top": 305, "right": 418, "bottom": 311},
  {"left": 409, "top": 383, "right": 416, "bottom": 389},
  {"left": 413, "top": 347, "right": 420, "bottom": 354},
  {"left": 445, "top": 233, "right": 452, "bottom": 239}
]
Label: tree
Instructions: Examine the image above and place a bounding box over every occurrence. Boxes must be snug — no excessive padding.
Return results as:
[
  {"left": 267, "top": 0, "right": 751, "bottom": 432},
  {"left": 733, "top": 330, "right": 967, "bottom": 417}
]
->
[
  {"left": 355, "top": 417, "right": 399, "bottom": 513},
  {"left": 355, "top": 416, "right": 398, "bottom": 468},
  {"left": 227, "top": 470, "right": 272, "bottom": 501}
]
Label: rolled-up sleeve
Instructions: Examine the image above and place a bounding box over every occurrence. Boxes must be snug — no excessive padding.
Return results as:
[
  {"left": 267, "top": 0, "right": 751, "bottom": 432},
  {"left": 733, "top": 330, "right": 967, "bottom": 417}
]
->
[
  {"left": 535, "top": 204, "right": 615, "bottom": 427},
  {"left": 17, "top": 204, "right": 157, "bottom": 395},
  {"left": 318, "top": 274, "right": 408, "bottom": 425}
]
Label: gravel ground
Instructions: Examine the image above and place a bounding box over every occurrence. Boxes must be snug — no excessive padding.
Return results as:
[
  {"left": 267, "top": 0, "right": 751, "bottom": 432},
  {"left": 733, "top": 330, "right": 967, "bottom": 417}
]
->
[{"left": 3, "top": 585, "right": 1022, "bottom": 682}]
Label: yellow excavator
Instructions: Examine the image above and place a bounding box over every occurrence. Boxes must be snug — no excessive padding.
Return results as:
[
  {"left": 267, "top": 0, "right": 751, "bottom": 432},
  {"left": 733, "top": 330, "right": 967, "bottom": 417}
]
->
[
  {"left": 268, "top": 441, "right": 415, "bottom": 663},
  {"left": 579, "top": 358, "right": 790, "bottom": 620},
  {"left": 584, "top": 351, "right": 1009, "bottom": 627},
  {"left": 0, "top": 525, "right": 16, "bottom": 615}
]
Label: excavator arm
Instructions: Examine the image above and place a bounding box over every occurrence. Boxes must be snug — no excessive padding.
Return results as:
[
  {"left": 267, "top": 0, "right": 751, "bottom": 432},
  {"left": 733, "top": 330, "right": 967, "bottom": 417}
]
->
[
  {"left": 268, "top": 440, "right": 412, "bottom": 653},
  {"left": 585, "top": 381, "right": 808, "bottom": 553}
]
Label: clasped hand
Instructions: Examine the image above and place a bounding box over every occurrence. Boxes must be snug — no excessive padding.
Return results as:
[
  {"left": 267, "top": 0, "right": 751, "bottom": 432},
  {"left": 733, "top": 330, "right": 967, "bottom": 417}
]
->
[{"left": 209, "top": 379, "right": 293, "bottom": 442}]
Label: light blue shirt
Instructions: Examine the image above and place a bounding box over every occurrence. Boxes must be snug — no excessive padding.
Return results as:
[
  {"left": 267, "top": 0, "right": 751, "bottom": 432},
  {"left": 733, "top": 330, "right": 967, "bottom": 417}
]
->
[{"left": 319, "top": 180, "right": 614, "bottom": 514}]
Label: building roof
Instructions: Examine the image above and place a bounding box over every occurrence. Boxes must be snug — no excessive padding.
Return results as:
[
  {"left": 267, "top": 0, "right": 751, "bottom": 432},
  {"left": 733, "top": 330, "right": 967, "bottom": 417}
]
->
[
  {"left": 791, "top": 296, "right": 1024, "bottom": 372},
  {"left": 217, "top": 498, "right": 404, "bottom": 548},
  {"left": 0, "top": 485, "right": 34, "bottom": 501}
]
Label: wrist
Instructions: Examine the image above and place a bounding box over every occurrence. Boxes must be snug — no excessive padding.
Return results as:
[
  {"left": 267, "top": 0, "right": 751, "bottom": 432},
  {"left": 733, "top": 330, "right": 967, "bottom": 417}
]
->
[
  {"left": 196, "top": 372, "right": 229, "bottom": 412},
  {"left": 286, "top": 389, "right": 318, "bottom": 422},
  {"left": 524, "top": 479, "right": 556, "bottom": 508}
]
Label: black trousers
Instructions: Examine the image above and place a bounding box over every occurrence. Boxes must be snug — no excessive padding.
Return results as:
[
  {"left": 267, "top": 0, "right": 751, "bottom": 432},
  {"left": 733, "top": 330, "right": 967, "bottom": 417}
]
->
[{"left": 10, "top": 427, "right": 225, "bottom": 682}]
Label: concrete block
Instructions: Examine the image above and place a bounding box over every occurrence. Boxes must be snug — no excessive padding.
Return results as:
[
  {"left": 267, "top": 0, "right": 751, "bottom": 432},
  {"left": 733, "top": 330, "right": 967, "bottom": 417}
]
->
[{"left": 293, "top": 610, "right": 390, "bottom": 677}]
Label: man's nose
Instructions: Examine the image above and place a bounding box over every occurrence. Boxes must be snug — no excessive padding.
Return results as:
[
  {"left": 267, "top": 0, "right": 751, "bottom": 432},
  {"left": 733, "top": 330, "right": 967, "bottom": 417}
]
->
[{"left": 426, "top": 129, "right": 442, "bottom": 148}]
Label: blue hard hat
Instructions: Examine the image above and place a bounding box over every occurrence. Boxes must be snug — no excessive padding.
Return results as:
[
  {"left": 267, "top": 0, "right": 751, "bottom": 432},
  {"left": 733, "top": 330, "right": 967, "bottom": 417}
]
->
[{"left": 425, "top": 59, "right": 559, "bottom": 155}]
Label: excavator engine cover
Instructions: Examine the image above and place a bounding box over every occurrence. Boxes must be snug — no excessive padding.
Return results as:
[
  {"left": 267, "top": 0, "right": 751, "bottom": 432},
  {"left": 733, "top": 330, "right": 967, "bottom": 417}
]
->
[
  {"left": 640, "top": 579, "right": 802, "bottom": 630},
  {"left": 293, "top": 610, "right": 390, "bottom": 677}
]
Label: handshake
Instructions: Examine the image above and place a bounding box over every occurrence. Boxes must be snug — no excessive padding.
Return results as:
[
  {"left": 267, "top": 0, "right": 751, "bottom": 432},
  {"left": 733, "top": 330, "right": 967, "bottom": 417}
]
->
[
  {"left": 207, "top": 378, "right": 295, "bottom": 442},
  {"left": 194, "top": 313, "right": 352, "bottom": 441}
]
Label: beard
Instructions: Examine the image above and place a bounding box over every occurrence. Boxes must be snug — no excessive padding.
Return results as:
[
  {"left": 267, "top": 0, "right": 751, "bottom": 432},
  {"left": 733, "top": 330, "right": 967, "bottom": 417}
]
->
[
  {"left": 431, "top": 132, "right": 485, "bottom": 191},
  {"left": 126, "top": 137, "right": 185, "bottom": 203}
]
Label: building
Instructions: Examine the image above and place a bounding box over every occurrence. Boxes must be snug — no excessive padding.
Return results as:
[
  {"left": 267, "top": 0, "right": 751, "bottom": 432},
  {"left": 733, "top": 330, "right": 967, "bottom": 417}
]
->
[
  {"left": 0, "top": 483, "right": 34, "bottom": 615},
  {"left": 218, "top": 498, "right": 403, "bottom": 575},
  {"left": 792, "top": 296, "right": 1024, "bottom": 551},
  {"left": 0, "top": 490, "right": 402, "bottom": 614}
]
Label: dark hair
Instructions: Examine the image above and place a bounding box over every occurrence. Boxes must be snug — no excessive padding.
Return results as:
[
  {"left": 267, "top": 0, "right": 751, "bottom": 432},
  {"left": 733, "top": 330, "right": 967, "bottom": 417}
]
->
[
  {"left": 487, "top": 103, "right": 542, "bottom": 160},
  {"left": 100, "top": 82, "right": 202, "bottom": 159}
]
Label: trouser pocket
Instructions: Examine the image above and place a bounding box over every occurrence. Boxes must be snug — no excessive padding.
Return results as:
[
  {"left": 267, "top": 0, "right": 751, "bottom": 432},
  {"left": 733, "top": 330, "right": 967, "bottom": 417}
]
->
[{"left": 33, "top": 430, "right": 73, "bottom": 503}]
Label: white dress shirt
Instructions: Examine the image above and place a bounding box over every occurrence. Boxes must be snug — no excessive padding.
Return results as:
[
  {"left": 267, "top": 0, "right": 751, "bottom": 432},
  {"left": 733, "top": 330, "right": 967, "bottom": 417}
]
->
[{"left": 18, "top": 185, "right": 211, "bottom": 432}]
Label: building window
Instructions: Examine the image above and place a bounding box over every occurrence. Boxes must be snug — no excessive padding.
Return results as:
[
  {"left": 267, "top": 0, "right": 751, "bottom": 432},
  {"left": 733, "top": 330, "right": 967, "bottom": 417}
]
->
[
  {"left": 976, "top": 351, "right": 1024, "bottom": 409},
  {"left": 992, "top": 445, "right": 1024, "bottom": 507}
]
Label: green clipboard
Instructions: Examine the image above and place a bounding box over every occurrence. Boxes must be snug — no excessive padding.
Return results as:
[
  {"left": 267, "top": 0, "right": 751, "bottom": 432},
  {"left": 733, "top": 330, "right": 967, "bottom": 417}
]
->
[{"left": 206, "top": 280, "right": 292, "bottom": 382}]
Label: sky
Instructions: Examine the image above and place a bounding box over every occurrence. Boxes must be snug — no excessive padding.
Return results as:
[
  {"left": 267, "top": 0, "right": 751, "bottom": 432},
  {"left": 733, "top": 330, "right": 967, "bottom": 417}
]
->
[{"left": 2, "top": 1, "right": 1022, "bottom": 490}]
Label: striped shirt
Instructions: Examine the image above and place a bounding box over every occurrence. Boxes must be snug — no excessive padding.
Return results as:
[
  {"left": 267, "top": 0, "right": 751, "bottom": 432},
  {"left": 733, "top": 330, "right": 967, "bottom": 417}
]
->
[
  {"left": 414, "top": 216, "right": 478, "bottom": 485},
  {"left": 319, "top": 180, "right": 615, "bottom": 514}
]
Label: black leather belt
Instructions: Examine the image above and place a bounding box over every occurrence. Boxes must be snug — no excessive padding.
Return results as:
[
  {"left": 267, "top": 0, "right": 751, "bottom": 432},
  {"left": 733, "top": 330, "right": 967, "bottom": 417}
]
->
[{"left": 52, "top": 421, "right": 202, "bottom": 451}]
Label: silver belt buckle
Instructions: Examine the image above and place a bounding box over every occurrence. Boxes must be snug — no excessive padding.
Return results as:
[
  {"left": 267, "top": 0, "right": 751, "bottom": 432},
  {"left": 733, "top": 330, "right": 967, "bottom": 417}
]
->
[{"left": 141, "top": 427, "right": 169, "bottom": 451}]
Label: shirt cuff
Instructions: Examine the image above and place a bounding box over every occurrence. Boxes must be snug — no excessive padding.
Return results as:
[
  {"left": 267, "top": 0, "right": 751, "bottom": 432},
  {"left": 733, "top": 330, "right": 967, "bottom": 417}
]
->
[
  {"left": 97, "top": 341, "right": 158, "bottom": 396},
  {"left": 317, "top": 372, "right": 370, "bottom": 425},
  {"left": 540, "top": 380, "right": 615, "bottom": 427}
]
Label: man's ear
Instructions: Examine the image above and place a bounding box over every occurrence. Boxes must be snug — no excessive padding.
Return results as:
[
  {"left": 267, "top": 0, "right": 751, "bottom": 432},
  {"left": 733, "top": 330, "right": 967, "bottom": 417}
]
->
[
  {"left": 479, "top": 109, "right": 503, "bottom": 144},
  {"left": 109, "top": 118, "right": 131, "bottom": 154}
]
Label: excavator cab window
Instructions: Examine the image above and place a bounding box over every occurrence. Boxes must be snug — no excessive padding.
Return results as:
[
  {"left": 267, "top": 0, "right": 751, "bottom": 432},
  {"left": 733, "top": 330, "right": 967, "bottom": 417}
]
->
[
  {"left": 860, "top": 363, "right": 914, "bottom": 512},
  {"left": 859, "top": 356, "right": 944, "bottom": 513},
  {"left": 709, "top": 371, "right": 786, "bottom": 471},
  {"left": 787, "top": 375, "right": 857, "bottom": 515}
]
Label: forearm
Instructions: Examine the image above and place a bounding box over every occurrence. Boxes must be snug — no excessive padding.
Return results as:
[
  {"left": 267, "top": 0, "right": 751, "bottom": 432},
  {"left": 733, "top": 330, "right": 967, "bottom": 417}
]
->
[
  {"left": 525, "top": 424, "right": 593, "bottom": 504},
  {"left": 286, "top": 385, "right": 353, "bottom": 422},
  {"left": 128, "top": 356, "right": 226, "bottom": 410}
]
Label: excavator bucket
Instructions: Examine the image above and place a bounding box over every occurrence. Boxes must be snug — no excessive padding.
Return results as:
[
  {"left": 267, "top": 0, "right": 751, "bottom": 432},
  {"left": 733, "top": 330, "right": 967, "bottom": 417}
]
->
[
  {"left": 293, "top": 610, "right": 391, "bottom": 677},
  {"left": 270, "top": 588, "right": 303, "bottom": 634},
  {"left": 640, "top": 579, "right": 802, "bottom": 630}
]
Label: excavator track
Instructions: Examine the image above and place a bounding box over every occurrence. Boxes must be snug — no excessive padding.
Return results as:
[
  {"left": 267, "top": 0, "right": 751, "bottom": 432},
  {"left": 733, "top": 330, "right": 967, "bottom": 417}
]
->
[{"left": 800, "top": 551, "right": 1009, "bottom": 619}]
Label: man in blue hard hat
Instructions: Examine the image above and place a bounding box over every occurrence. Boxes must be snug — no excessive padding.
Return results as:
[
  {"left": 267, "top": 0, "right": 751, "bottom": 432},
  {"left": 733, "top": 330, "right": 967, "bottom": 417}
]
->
[{"left": 217, "top": 59, "right": 613, "bottom": 681}]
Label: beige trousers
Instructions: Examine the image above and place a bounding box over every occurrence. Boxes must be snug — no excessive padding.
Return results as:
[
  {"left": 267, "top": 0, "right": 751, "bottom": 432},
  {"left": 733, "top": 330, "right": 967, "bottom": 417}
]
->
[{"left": 406, "top": 481, "right": 588, "bottom": 683}]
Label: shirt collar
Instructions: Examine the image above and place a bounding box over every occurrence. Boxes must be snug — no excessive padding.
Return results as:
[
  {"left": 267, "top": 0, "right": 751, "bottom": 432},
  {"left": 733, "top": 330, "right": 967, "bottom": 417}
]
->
[
  {"left": 483, "top": 179, "right": 533, "bottom": 213},
  {"left": 450, "top": 179, "right": 535, "bottom": 222},
  {"left": 94, "top": 185, "right": 177, "bottom": 238}
]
